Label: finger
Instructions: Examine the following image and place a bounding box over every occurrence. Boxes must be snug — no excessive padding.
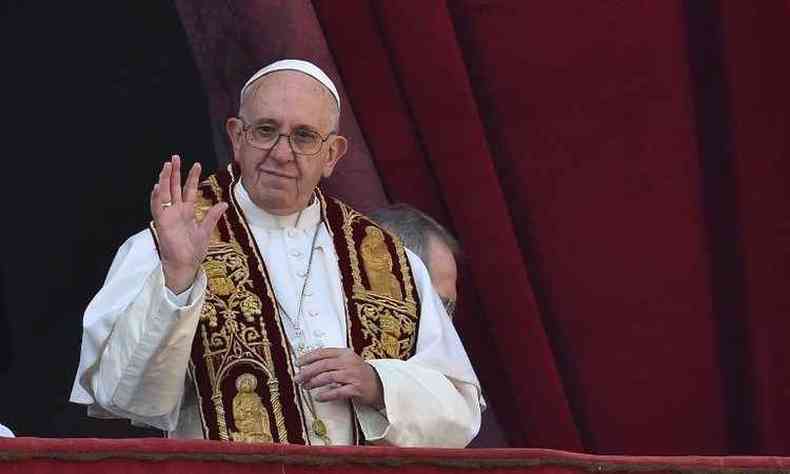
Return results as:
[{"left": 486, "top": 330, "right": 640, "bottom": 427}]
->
[
  {"left": 198, "top": 202, "right": 228, "bottom": 236},
  {"left": 298, "top": 347, "right": 346, "bottom": 367},
  {"left": 294, "top": 358, "right": 342, "bottom": 385},
  {"left": 302, "top": 370, "right": 350, "bottom": 390},
  {"left": 157, "top": 161, "right": 172, "bottom": 206},
  {"left": 183, "top": 162, "right": 202, "bottom": 204},
  {"left": 150, "top": 183, "right": 160, "bottom": 219},
  {"left": 170, "top": 155, "right": 183, "bottom": 204},
  {"left": 313, "top": 383, "right": 358, "bottom": 403}
]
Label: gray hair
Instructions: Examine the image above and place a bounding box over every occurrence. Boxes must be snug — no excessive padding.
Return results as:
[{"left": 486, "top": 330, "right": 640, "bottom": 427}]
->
[
  {"left": 239, "top": 75, "right": 340, "bottom": 133},
  {"left": 368, "top": 203, "right": 461, "bottom": 271}
]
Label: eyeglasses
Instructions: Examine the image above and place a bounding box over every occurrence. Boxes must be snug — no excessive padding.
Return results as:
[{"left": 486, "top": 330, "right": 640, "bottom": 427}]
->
[
  {"left": 440, "top": 296, "right": 456, "bottom": 319},
  {"left": 239, "top": 119, "right": 335, "bottom": 156}
]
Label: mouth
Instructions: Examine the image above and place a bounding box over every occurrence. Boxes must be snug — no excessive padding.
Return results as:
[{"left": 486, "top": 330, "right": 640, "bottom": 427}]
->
[{"left": 259, "top": 168, "right": 297, "bottom": 180}]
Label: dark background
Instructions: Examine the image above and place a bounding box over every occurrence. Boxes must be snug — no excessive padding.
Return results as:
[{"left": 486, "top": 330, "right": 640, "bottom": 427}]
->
[{"left": 0, "top": 1, "right": 213, "bottom": 437}]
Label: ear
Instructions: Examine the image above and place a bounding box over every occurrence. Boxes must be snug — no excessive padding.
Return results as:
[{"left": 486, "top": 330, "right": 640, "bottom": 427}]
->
[
  {"left": 226, "top": 117, "right": 245, "bottom": 160},
  {"left": 322, "top": 134, "right": 348, "bottom": 178}
]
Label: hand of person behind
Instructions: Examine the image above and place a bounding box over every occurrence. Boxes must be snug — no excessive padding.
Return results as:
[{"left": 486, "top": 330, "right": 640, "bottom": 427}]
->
[{"left": 150, "top": 155, "right": 227, "bottom": 294}]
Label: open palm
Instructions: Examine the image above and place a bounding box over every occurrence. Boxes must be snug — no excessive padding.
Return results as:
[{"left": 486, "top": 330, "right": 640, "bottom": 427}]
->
[{"left": 150, "top": 155, "right": 227, "bottom": 294}]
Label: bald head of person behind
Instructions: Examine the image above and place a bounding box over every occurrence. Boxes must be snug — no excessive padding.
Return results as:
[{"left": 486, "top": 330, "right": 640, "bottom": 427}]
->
[{"left": 369, "top": 204, "right": 460, "bottom": 319}]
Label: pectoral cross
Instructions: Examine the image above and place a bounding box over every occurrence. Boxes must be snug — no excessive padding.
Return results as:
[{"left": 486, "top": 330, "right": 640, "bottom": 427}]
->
[{"left": 312, "top": 418, "right": 331, "bottom": 445}]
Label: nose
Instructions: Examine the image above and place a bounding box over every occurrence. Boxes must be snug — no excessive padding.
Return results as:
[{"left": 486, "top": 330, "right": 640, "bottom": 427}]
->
[{"left": 266, "top": 135, "right": 293, "bottom": 163}]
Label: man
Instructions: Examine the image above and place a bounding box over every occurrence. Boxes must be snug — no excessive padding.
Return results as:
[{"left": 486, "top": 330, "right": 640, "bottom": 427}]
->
[
  {"left": 369, "top": 204, "right": 460, "bottom": 318},
  {"left": 71, "top": 60, "right": 482, "bottom": 447},
  {"left": 370, "top": 205, "right": 510, "bottom": 447}
]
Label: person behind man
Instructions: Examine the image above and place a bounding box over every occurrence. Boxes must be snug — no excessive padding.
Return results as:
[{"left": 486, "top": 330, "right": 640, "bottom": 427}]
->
[
  {"left": 370, "top": 205, "right": 510, "bottom": 447},
  {"left": 369, "top": 204, "right": 460, "bottom": 319},
  {"left": 70, "top": 60, "right": 482, "bottom": 447}
]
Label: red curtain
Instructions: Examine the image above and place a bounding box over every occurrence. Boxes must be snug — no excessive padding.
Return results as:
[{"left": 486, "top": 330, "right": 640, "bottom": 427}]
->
[
  {"left": 175, "top": 0, "right": 790, "bottom": 455},
  {"left": 718, "top": 0, "right": 790, "bottom": 455}
]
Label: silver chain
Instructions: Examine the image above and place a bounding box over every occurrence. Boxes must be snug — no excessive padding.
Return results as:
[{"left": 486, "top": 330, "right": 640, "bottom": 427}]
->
[{"left": 276, "top": 220, "right": 322, "bottom": 352}]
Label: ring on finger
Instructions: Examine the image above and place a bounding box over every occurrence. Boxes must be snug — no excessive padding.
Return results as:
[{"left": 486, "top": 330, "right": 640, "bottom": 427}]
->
[{"left": 161, "top": 201, "right": 173, "bottom": 208}]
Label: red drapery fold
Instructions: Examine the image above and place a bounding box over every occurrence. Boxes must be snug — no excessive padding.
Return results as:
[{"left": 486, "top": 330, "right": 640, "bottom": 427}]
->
[
  {"left": 175, "top": 0, "right": 790, "bottom": 455},
  {"left": 719, "top": 0, "right": 790, "bottom": 455},
  {"left": 315, "top": 0, "right": 582, "bottom": 451},
  {"left": 445, "top": 1, "right": 727, "bottom": 455}
]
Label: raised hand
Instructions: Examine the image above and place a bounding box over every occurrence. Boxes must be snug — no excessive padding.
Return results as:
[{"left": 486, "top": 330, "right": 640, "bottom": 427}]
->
[{"left": 150, "top": 155, "right": 228, "bottom": 294}]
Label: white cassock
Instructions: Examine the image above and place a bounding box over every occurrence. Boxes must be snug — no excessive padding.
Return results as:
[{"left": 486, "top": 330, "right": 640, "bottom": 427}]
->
[
  {"left": 0, "top": 424, "right": 14, "bottom": 438},
  {"left": 70, "top": 181, "right": 483, "bottom": 447}
]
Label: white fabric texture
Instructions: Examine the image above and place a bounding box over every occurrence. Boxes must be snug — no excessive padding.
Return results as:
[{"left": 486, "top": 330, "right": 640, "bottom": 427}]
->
[
  {"left": 70, "top": 182, "right": 482, "bottom": 447},
  {"left": 240, "top": 59, "right": 340, "bottom": 112},
  {"left": 0, "top": 423, "right": 14, "bottom": 438}
]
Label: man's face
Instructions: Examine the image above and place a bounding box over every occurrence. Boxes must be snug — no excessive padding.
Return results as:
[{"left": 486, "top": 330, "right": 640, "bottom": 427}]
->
[
  {"left": 226, "top": 71, "right": 347, "bottom": 215},
  {"left": 426, "top": 235, "right": 458, "bottom": 317}
]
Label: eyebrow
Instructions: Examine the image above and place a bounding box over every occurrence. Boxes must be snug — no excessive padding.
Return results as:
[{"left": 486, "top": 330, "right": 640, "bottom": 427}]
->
[
  {"left": 246, "top": 117, "right": 277, "bottom": 126},
  {"left": 247, "top": 118, "right": 321, "bottom": 133}
]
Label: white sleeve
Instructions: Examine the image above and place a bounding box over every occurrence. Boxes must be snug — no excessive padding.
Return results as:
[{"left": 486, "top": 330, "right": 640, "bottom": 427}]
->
[
  {"left": 69, "top": 229, "right": 207, "bottom": 431},
  {"left": 353, "top": 250, "right": 484, "bottom": 447},
  {"left": 0, "top": 423, "right": 14, "bottom": 438}
]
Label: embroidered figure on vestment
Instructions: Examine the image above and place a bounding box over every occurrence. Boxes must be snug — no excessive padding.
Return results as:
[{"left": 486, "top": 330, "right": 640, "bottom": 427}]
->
[
  {"left": 360, "top": 226, "right": 403, "bottom": 300},
  {"left": 230, "top": 373, "right": 274, "bottom": 443}
]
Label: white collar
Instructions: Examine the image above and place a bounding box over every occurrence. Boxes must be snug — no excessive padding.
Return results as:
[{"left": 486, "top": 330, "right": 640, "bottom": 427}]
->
[{"left": 233, "top": 181, "right": 322, "bottom": 232}]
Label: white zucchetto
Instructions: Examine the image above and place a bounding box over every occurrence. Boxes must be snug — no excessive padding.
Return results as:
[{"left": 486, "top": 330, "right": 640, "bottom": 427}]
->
[{"left": 240, "top": 59, "right": 340, "bottom": 112}]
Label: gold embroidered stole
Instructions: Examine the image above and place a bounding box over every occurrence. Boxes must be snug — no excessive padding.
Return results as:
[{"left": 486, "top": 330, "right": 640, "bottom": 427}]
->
[
  {"left": 150, "top": 163, "right": 421, "bottom": 444},
  {"left": 321, "top": 190, "right": 422, "bottom": 362}
]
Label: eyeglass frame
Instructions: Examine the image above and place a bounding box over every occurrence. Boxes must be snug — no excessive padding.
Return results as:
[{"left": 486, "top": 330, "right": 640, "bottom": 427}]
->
[{"left": 237, "top": 117, "right": 337, "bottom": 156}]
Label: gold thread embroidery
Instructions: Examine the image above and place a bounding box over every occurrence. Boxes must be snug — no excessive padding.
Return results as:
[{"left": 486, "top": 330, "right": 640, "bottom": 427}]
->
[
  {"left": 225, "top": 165, "right": 305, "bottom": 443},
  {"left": 239, "top": 291, "right": 262, "bottom": 322},
  {"left": 190, "top": 178, "right": 421, "bottom": 445},
  {"left": 379, "top": 311, "right": 402, "bottom": 357},
  {"left": 360, "top": 226, "right": 403, "bottom": 300},
  {"left": 212, "top": 392, "right": 230, "bottom": 441},
  {"left": 230, "top": 373, "right": 274, "bottom": 443},
  {"left": 334, "top": 198, "right": 419, "bottom": 361},
  {"left": 196, "top": 178, "right": 223, "bottom": 243},
  {"left": 205, "top": 260, "right": 236, "bottom": 296},
  {"left": 341, "top": 204, "right": 366, "bottom": 294},
  {"left": 357, "top": 301, "right": 418, "bottom": 360},
  {"left": 200, "top": 303, "right": 218, "bottom": 328},
  {"left": 394, "top": 235, "right": 417, "bottom": 305},
  {"left": 181, "top": 168, "right": 310, "bottom": 445},
  {"left": 197, "top": 238, "right": 279, "bottom": 442},
  {"left": 328, "top": 195, "right": 359, "bottom": 364}
]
